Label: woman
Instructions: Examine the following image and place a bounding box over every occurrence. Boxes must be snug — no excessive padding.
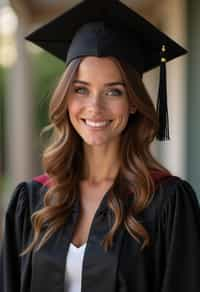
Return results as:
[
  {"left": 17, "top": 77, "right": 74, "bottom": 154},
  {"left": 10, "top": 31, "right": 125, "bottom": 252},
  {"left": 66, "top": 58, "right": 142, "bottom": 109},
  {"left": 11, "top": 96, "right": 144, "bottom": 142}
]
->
[{"left": 1, "top": 1, "right": 200, "bottom": 292}]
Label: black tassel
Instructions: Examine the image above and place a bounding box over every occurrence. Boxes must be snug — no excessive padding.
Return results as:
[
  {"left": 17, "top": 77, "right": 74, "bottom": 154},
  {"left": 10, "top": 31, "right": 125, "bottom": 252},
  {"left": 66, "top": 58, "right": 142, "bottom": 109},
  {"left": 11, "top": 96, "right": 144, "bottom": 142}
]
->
[{"left": 156, "top": 45, "right": 170, "bottom": 141}]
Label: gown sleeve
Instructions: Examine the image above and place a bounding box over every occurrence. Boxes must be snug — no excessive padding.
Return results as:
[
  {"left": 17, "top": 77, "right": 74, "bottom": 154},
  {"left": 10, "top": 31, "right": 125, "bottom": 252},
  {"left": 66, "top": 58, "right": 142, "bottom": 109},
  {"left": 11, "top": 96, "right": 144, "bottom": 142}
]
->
[
  {"left": 0, "top": 182, "right": 30, "bottom": 292},
  {"left": 159, "top": 179, "right": 200, "bottom": 292}
]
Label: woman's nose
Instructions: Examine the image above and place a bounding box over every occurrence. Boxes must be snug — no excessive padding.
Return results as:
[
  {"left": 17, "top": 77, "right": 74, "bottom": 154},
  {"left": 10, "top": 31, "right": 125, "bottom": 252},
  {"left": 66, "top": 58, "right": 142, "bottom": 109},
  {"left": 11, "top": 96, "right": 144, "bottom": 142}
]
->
[{"left": 88, "top": 93, "right": 105, "bottom": 109}]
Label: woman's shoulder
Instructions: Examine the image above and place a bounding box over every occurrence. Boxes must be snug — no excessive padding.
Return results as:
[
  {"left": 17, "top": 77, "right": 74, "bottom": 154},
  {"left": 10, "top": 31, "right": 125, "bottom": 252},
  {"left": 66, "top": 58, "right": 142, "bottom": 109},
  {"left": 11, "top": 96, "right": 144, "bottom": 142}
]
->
[
  {"left": 137, "top": 171, "right": 200, "bottom": 227},
  {"left": 152, "top": 172, "right": 199, "bottom": 207},
  {"left": 6, "top": 173, "right": 50, "bottom": 217},
  {"left": 149, "top": 172, "right": 200, "bottom": 226}
]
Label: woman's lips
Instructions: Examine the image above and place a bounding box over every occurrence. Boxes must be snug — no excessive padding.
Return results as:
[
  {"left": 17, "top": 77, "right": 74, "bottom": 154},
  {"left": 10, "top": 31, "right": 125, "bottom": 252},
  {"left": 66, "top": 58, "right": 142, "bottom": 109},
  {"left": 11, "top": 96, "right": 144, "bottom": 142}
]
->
[{"left": 81, "top": 119, "right": 112, "bottom": 129}]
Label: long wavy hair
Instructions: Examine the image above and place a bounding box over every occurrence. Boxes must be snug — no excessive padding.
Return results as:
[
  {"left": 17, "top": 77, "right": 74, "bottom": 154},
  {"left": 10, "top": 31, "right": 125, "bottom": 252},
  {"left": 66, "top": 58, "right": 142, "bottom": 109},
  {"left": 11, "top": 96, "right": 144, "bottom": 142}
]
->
[{"left": 20, "top": 56, "right": 171, "bottom": 256}]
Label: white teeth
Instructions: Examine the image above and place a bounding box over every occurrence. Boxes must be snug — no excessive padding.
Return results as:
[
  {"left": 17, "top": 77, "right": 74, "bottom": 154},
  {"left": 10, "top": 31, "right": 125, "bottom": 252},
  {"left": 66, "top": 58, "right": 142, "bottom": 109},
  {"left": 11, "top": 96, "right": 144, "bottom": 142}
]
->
[{"left": 85, "top": 120, "right": 110, "bottom": 127}]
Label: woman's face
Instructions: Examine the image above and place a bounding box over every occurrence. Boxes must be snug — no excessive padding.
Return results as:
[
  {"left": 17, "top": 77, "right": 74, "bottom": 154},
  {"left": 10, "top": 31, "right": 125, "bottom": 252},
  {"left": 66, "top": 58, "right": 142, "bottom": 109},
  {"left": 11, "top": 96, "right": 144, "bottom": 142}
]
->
[{"left": 67, "top": 56, "right": 135, "bottom": 146}]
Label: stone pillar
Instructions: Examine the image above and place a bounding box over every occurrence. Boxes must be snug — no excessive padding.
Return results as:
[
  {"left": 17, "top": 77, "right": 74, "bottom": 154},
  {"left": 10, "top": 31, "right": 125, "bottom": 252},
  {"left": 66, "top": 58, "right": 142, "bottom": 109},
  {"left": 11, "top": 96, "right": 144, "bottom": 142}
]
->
[{"left": 5, "top": 19, "right": 36, "bottom": 193}]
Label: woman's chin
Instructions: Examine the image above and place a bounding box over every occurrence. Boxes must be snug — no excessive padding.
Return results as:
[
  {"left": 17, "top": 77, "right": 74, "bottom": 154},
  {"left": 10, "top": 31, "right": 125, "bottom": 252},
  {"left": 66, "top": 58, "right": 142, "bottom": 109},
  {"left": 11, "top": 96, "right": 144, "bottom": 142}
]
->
[
  {"left": 81, "top": 133, "right": 121, "bottom": 147},
  {"left": 83, "top": 139, "right": 109, "bottom": 146},
  {"left": 82, "top": 136, "right": 112, "bottom": 147}
]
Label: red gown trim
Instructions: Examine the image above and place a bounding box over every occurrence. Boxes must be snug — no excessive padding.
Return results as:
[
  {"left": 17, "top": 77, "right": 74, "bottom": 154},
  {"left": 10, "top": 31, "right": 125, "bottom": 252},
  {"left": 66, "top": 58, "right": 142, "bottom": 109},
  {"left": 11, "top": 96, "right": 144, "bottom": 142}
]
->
[
  {"left": 33, "top": 170, "right": 173, "bottom": 188},
  {"left": 33, "top": 173, "right": 52, "bottom": 187}
]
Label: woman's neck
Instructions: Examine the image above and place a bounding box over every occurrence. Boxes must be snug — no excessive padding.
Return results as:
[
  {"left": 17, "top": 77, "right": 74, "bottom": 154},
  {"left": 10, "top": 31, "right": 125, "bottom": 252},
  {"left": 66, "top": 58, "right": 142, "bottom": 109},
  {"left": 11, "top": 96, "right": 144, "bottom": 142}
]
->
[{"left": 82, "top": 142, "right": 120, "bottom": 185}]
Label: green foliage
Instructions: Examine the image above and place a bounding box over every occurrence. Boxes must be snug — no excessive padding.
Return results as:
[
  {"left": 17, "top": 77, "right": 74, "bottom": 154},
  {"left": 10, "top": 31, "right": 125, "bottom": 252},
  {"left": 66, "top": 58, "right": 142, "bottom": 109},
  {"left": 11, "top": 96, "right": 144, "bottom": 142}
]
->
[{"left": 31, "top": 51, "right": 64, "bottom": 133}]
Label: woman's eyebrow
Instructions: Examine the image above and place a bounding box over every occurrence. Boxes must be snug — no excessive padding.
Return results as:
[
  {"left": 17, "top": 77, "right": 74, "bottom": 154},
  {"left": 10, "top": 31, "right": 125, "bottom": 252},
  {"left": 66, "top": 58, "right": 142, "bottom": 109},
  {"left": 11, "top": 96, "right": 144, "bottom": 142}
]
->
[{"left": 72, "top": 80, "right": 126, "bottom": 87}]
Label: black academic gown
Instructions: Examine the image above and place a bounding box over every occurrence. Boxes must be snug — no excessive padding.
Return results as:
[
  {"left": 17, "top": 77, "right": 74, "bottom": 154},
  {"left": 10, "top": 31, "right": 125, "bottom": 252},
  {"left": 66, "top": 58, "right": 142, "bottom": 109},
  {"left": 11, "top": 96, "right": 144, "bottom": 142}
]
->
[{"left": 0, "top": 173, "right": 200, "bottom": 292}]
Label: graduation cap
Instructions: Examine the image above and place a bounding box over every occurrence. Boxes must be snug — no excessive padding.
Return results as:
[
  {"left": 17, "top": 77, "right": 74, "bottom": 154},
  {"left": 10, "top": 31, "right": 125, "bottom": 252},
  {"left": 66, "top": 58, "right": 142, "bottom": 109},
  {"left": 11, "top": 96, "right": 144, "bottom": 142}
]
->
[{"left": 25, "top": 0, "right": 188, "bottom": 141}]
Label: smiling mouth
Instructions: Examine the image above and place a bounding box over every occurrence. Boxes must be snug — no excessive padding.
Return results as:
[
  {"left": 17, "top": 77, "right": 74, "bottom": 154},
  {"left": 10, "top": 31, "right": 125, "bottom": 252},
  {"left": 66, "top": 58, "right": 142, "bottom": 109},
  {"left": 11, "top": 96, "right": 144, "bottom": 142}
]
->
[{"left": 81, "top": 119, "right": 112, "bottom": 129}]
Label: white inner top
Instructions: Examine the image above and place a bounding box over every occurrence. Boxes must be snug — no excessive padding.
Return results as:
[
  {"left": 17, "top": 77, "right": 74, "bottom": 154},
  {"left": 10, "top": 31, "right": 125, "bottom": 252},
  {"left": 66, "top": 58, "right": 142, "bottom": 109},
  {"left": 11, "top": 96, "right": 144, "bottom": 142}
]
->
[{"left": 65, "top": 242, "right": 87, "bottom": 292}]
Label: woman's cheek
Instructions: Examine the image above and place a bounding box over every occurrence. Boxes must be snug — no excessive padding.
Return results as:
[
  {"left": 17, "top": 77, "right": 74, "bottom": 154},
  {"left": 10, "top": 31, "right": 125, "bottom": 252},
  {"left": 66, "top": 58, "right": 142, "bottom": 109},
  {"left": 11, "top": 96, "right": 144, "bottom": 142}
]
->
[{"left": 68, "top": 99, "right": 83, "bottom": 117}]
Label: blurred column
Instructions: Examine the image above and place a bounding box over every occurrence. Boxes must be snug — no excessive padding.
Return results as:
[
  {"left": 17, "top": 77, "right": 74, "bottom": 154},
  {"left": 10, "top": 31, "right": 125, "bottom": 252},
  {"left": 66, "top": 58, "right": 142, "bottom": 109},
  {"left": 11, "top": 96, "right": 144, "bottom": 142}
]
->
[{"left": 4, "top": 7, "right": 36, "bottom": 192}]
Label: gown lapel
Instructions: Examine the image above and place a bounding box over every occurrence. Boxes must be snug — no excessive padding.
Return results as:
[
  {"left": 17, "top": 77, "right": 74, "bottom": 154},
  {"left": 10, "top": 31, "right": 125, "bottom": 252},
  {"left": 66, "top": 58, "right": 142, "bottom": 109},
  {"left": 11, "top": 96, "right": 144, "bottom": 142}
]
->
[
  {"left": 30, "top": 205, "right": 79, "bottom": 292},
  {"left": 81, "top": 190, "right": 125, "bottom": 292}
]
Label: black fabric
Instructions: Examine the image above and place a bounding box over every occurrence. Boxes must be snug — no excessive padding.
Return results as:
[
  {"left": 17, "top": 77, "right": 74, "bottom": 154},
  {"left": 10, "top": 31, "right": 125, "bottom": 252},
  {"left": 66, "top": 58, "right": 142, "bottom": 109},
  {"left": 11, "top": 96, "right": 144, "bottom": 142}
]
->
[
  {"left": 0, "top": 175, "right": 200, "bottom": 292},
  {"left": 25, "top": 0, "right": 187, "bottom": 73}
]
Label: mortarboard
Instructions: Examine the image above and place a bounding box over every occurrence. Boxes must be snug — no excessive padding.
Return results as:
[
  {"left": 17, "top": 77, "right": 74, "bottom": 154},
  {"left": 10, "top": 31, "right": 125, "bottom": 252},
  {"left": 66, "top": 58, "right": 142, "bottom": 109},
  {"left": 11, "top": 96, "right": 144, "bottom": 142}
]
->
[{"left": 25, "top": 0, "right": 188, "bottom": 141}]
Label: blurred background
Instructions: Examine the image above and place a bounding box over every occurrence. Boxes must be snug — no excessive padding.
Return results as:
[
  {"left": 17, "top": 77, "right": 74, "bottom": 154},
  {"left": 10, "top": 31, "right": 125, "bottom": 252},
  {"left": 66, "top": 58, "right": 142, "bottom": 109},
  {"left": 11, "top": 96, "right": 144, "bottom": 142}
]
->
[{"left": 0, "top": 0, "right": 199, "bottom": 238}]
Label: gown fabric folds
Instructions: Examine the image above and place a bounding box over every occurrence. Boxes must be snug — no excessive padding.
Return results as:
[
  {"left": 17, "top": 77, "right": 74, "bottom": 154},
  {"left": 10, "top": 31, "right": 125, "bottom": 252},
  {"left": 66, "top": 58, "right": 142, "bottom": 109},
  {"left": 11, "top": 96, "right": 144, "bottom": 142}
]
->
[{"left": 0, "top": 172, "right": 200, "bottom": 292}]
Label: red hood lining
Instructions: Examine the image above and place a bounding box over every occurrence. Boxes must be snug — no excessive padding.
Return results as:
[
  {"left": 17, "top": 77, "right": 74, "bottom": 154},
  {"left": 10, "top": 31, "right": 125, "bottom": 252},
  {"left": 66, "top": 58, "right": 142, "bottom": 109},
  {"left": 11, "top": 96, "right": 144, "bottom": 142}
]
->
[{"left": 33, "top": 170, "right": 173, "bottom": 190}]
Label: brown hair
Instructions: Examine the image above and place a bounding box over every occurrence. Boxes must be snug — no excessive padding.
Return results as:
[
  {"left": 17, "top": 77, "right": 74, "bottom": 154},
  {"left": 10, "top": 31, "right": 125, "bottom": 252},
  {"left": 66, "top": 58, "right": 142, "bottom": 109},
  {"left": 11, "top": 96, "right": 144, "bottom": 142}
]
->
[{"left": 20, "top": 56, "right": 171, "bottom": 256}]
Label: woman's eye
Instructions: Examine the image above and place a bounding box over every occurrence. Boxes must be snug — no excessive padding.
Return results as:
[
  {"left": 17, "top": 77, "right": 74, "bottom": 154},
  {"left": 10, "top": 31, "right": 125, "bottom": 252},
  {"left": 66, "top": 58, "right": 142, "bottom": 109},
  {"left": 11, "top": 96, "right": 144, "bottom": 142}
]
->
[
  {"left": 73, "top": 87, "right": 123, "bottom": 96},
  {"left": 74, "top": 87, "right": 88, "bottom": 94},
  {"left": 106, "top": 89, "right": 123, "bottom": 96}
]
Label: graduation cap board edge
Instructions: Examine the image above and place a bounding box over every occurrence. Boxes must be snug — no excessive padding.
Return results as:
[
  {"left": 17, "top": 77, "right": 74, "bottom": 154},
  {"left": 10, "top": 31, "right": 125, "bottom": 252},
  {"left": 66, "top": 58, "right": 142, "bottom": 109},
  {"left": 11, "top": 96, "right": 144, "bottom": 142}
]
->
[{"left": 25, "top": 0, "right": 188, "bottom": 141}]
